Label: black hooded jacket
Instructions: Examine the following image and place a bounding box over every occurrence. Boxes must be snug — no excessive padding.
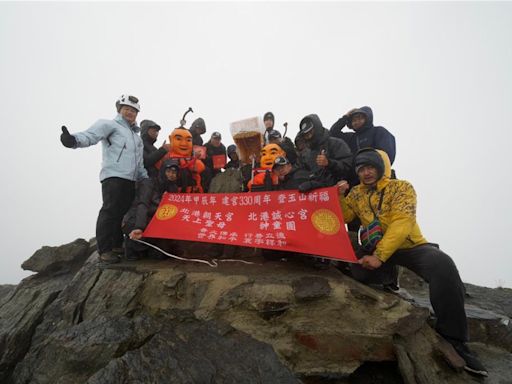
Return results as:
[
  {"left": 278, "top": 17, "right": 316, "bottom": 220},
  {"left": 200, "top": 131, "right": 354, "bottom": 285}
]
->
[
  {"left": 123, "top": 160, "right": 180, "bottom": 232},
  {"left": 140, "top": 121, "right": 168, "bottom": 178},
  {"left": 329, "top": 106, "right": 396, "bottom": 164},
  {"left": 298, "top": 114, "right": 352, "bottom": 186}
]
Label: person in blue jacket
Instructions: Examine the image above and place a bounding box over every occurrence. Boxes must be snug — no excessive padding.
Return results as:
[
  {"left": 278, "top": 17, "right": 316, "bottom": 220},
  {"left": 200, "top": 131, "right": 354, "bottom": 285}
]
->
[
  {"left": 330, "top": 106, "right": 396, "bottom": 165},
  {"left": 60, "top": 94, "right": 148, "bottom": 265}
]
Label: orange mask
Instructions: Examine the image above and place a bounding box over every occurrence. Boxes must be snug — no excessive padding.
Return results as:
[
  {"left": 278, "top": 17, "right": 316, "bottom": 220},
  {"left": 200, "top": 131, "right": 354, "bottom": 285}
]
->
[
  {"left": 259, "top": 143, "right": 285, "bottom": 169},
  {"left": 169, "top": 128, "right": 193, "bottom": 157}
]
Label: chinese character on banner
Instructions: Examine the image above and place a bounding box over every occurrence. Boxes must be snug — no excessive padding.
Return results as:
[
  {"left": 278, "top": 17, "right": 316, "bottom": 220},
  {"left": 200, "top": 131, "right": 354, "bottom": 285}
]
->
[{"left": 143, "top": 187, "right": 357, "bottom": 263}]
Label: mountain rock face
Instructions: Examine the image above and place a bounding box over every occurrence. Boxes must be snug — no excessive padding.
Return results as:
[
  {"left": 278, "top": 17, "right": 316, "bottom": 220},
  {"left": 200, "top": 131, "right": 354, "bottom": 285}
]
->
[{"left": 0, "top": 239, "right": 511, "bottom": 383}]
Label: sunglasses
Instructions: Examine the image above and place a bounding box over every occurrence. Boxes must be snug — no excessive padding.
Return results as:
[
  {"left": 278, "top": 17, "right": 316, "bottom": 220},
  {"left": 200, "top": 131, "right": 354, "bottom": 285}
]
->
[{"left": 273, "top": 156, "right": 290, "bottom": 167}]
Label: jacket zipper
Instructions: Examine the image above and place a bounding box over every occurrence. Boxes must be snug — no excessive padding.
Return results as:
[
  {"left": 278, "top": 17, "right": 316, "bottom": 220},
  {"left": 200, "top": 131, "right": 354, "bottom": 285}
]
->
[{"left": 116, "top": 143, "right": 127, "bottom": 162}]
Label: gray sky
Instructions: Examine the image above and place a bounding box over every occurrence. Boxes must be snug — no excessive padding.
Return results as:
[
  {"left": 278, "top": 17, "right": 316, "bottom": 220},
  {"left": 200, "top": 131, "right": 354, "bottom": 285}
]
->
[{"left": 1, "top": 2, "right": 511, "bottom": 288}]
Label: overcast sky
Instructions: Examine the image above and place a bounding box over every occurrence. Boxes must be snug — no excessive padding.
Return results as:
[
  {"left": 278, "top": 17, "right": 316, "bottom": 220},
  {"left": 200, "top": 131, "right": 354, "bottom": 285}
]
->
[{"left": 1, "top": 2, "right": 511, "bottom": 288}]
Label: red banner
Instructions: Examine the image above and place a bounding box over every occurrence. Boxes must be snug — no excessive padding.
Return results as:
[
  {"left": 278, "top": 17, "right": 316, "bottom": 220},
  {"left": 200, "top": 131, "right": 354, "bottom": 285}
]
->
[{"left": 143, "top": 186, "right": 357, "bottom": 262}]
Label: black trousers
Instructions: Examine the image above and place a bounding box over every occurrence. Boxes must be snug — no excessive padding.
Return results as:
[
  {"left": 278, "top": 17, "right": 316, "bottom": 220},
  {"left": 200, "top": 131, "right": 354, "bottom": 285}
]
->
[
  {"left": 351, "top": 244, "right": 468, "bottom": 342},
  {"left": 96, "top": 177, "right": 135, "bottom": 254}
]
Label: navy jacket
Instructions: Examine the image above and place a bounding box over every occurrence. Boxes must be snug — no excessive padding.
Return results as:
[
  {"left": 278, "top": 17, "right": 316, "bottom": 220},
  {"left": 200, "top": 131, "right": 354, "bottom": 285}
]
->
[{"left": 329, "top": 106, "right": 396, "bottom": 165}]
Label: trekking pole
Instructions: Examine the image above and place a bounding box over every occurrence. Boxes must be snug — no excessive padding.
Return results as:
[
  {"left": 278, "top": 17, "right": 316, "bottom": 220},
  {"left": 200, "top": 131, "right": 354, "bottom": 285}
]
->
[{"left": 180, "top": 107, "right": 194, "bottom": 127}]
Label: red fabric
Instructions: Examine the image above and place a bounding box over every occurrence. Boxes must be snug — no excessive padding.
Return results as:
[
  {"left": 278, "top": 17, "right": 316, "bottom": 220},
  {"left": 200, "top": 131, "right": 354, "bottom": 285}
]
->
[
  {"left": 143, "top": 186, "right": 357, "bottom": 262},
  {"left": 211, "top": 154, "right": 227, "bottom": 170}
]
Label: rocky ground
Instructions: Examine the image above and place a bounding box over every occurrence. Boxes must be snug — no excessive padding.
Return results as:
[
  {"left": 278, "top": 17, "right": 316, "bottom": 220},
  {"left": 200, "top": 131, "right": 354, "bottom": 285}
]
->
[{"left": 0, "top": 239, "right": 511, "bottom": 383}]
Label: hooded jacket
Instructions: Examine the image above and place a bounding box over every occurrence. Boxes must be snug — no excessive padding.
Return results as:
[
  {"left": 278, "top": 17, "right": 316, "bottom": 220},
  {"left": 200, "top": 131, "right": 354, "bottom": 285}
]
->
[
  {"left": 140, "top": 120, "right": 168, "bottom": 178},
  {"left": 123, "top": 159, "right": 180, "bottom": 232},
  {"left": 74, "top": 114, "right": 148, "bottom": 182},
  {"left": 299, "top": 114, "right": 352, "bottom": 185},
  {"left": 330, "top": 106, "right": 396, "bottom": 165},
  {"left": 339, "top": 149, "right": 427, "bottom": 262}
]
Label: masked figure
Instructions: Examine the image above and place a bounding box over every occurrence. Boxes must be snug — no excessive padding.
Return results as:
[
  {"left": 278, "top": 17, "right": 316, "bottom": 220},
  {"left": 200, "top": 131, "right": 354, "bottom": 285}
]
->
[
  {"left": 247, "top": 143, "right": 285, "bottom": 191},
  {"left": 157, "top": 127, "right": 205, "bottom": 192}
]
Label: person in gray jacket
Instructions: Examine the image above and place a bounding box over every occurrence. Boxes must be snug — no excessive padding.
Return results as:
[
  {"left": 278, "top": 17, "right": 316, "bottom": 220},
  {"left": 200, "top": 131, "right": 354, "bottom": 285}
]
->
[{"left": 60, "top": 94, "right": 148, "bottom": 264}]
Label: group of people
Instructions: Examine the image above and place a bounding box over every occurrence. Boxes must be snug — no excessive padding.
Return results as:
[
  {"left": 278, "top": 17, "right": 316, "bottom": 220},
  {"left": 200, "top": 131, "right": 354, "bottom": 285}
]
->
[{"left": 59, "top": 94, "right": 487, "bottom": 377}]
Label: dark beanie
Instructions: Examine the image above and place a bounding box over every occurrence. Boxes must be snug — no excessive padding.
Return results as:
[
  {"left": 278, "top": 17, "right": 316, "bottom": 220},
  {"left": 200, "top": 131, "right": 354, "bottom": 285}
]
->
[
  {"left": 354, "top": 148, "right": 385, "bottom": 179},
  {"left": 263, "top": 112, "right": 274, "bottom": 122},
  {"left": 227, "top": 144, "right": 237, "bottom": 154}
]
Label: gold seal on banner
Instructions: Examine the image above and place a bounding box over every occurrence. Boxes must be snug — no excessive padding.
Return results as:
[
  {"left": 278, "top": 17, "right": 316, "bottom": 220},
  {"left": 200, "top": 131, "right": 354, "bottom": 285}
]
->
[
  {"left": 155, "top": 204, "right": 178, "bottom": 220},
  {"left": 311, "top": 209, "right": 340, "bottom": 235}
]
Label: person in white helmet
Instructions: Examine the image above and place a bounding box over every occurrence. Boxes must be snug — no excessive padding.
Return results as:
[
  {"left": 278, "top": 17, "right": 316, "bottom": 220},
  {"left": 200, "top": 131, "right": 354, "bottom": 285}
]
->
[{"left": 60, "top": 94, "right": 148, "bottom": 265}]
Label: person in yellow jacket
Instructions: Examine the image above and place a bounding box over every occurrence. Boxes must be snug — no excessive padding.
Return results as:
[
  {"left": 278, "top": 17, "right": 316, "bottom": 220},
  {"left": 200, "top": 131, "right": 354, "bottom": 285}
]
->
[{"left": 337, "top": 148, "right": 487, "bottom": 377}]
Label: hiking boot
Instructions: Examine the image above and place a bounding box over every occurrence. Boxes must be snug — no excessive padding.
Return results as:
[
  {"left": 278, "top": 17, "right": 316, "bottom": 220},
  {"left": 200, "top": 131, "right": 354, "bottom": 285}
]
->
[
  {"left": 112, "top": 247, "right": 124, "bottom": 255},
  {"left": 448, "top": 340, "right": 488, "bottom": 377},
  {"left": 383, "top": 284, "right": 415, "bottom": 302},
  {"left": 99, "top": 251, "right": 120, "bottom": 265}
]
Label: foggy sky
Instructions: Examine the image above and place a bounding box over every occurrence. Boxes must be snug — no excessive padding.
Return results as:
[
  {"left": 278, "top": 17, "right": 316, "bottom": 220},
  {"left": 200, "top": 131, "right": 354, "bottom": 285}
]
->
[{"left": 1, "top": 2, "right": 511, "bottom": 287}]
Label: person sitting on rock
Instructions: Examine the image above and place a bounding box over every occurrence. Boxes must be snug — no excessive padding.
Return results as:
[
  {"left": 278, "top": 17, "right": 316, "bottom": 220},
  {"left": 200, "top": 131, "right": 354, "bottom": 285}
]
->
[
  {"left": 272, "top": 156, "right": 309, "bottom": 191},
  {"left": 123, "top": 159, "right": 183, "bottom": 260},
  {"left": 337, "top": 148, "right": 487, "bottom": 377}
]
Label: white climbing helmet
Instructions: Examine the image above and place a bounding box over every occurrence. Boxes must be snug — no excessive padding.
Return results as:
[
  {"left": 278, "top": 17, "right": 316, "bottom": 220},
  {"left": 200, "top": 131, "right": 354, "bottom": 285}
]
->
[{"left": 115, "top": 94, "right": 140, "bottom": 112}]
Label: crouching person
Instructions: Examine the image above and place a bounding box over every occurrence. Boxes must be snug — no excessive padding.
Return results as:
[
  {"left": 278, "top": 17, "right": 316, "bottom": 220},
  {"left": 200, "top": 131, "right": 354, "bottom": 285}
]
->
[
  {"left": 122, "top": 159, "right": 182, "bottom": 260},
  {"left": 337, "top": 148, "right": 487, "bottom": 377}
]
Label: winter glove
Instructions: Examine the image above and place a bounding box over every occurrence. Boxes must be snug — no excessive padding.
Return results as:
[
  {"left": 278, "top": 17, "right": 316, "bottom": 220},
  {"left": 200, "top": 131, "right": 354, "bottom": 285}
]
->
[{"left": 60, "top": 126, "right": 77, "bottom": 148}]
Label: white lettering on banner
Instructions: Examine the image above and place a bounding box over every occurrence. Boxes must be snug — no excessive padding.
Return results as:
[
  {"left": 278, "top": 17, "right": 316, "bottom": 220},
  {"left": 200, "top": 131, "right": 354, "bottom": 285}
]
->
[
  {"left": 259, "top": 222, "right": 270, "bottom": 230},
  {"left": 191, "top": 210, "right": 200, "bottom": 217},
  {"left": 253, "top": 195, "right": 261, "bottom": 206},
  {"left": 248, "top": 212, "right": 257, "bottom": 221},
  {"left": 217, "top": 222, "right": 226, "bottom": 229},
  {"left": 203, "top": 211, "right": 212, "bottom": 219},
  {"left": 284, "top": 211, "right": 295, "bottom": 219},
  {"left": 319, "top": 191, "right": 330, "bottom": 202},
  {"left": 298, "top": 209, "right": 308, "bottom": 220},
  {"left": 185, "top": 196, "right": 192, "bottom": 203},
  {"left": 222, "top": 196, "right": 230, "bottom": 206},
  {"left": 209, "top": 196, "right": 217, "bottom": 205},
  {"left": 260, "top": 212, "right": 270, "bottom": 222},
  {"left": 180, "top": 208, "right": 190, "bottom": 214},
  {"left": 308, "top": 193, "right": 318, "bottom": 202},
  {"left": 286, "top": 221, "right": 296, "bottom": 231},
  {"left": 214, "top": 212, "right": 222, "bottom": 220},
  {"left": 263, "top": 194, "right": 271, "bottom": 204},
  {"left": 205, "top": 220, "right": 214, "bottom": 227},
  {"left": 287, "top": 194, "right": 296, "bottom": 203},
  {"left": 198, "top": 228, "right": 207, "bottom": 239},
  {"left": 228, "top": 232, "right": 238, "bottom": 241},
  {"left": 192, "top": 218, "right": 202, "bottom": 225},
  {"left": 278, "top": 194, "right": 286, "bottom": 204},
  {"left": 193, "top": 196, "right": 200, "bottom": 204},
  {"left": 225, "top": 212, "right": 234, "bottom": 221},
  {"left": 218, "top": 231, "right": 228, "bottom": 240},
  {"left": 208, "top": 231, "right": 217, "bottom": 240},
  {"left": 182, "top": 215, "right": 191, "bottom": 222},
  {"left": 272, "top": 221, "right": 282, "bottom": 230},
  {"left": 231, "top": 196, "right": 239, "bottom": 206},
  {"left": 271, "top": 210, "right": 282, "bottom": 220},
  {"left": 298, "top": 193, "right": 307, "bottom": 201}
]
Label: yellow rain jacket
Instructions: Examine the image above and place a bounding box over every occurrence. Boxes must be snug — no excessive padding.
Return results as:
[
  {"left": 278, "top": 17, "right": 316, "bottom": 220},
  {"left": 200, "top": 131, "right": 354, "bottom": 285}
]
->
[{"left": 339, "top": 150, "right": 427, "bottom": 262}]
